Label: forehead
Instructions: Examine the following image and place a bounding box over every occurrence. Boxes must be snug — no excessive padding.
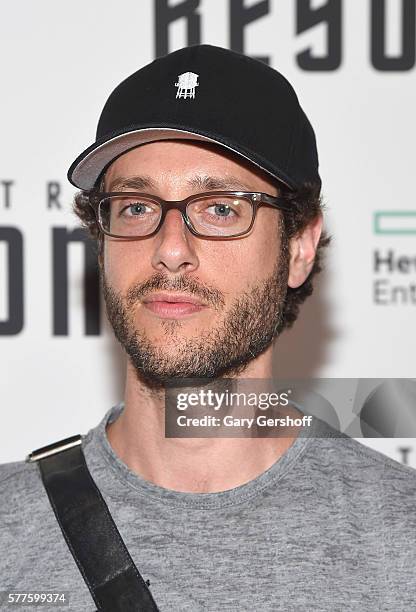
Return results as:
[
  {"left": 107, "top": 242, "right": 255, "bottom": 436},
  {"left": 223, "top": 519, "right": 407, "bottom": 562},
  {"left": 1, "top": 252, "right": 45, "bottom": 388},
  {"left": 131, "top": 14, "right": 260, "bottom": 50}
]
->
[{"left": 103, "top": 139, "right": 279, "bottom": 195}]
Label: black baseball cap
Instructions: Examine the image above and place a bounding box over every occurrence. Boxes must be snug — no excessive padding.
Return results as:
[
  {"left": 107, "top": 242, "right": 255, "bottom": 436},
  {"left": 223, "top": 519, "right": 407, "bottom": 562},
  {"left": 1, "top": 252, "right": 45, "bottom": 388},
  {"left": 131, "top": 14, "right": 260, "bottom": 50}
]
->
[{"left": 67, "top": 44, "right": 321, "bottom": 192}]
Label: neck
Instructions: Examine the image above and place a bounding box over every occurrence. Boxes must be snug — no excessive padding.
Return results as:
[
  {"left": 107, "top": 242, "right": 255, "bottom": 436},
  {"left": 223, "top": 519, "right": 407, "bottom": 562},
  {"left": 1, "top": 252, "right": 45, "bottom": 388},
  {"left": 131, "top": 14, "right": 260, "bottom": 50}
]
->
[{"left": 106, "top": 348, "right": 301, "bottom": 493}]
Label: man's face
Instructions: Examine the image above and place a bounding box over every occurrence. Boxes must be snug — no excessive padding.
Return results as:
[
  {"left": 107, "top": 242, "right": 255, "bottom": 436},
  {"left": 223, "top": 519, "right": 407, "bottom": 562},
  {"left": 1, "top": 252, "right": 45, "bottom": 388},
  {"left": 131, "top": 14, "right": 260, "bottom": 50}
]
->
[{"left": 101, "top": 140, "right": 289, "bottom": 387}]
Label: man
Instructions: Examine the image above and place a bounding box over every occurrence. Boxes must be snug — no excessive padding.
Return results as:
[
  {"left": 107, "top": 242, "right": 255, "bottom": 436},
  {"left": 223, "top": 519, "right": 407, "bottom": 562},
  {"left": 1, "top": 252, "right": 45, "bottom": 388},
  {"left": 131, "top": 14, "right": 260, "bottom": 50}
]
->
[{"left": 1, "top": 45, "right": 415, "bottom": 611}]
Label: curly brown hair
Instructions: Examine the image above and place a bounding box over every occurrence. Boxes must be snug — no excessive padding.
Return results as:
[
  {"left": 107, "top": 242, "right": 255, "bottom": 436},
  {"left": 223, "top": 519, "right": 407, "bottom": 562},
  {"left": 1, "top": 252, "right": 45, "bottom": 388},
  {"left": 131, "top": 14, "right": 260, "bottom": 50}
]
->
[{"left": 72, "top": 174, "right": 330, "bottom": 333}]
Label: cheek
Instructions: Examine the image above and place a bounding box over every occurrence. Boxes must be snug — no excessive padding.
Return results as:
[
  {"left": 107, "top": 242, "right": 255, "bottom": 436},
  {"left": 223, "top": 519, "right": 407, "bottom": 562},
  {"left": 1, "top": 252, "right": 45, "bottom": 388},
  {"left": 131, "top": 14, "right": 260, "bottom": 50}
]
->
[
  {"left": 207, "top": 238, "right": 279, "bottom": 294},
  {"left": 103, "top": 240, "right": 140, "bottom": 292},
  {"left": 238, "top": 211, "right": 282, "bottom": 275}
]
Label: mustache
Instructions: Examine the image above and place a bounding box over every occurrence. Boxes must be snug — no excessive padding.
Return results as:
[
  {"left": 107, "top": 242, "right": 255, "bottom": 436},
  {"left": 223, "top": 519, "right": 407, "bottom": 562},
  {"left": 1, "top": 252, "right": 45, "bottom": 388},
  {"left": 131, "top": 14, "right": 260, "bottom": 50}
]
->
[{"left": 125, "top": 272, "right": 226, "bottom": 310}]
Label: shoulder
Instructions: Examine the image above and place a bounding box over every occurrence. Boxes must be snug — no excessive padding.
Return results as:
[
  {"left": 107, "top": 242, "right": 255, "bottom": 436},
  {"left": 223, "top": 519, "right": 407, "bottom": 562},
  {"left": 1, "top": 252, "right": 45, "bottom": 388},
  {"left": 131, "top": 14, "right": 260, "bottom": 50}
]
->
[
  {"left": 318, "top": 419, "right": 416, "bottom": 471},
  {"left": 0, "top": 458, "right": 51, "bottom": 574},
  {"left": 304, "top": 417, "right": 416, "bottom": 508},
  {"left": 0, "top": 458, "right": 49, "bottom": 526},
  {"left": 0, "top": 432, "right": 93, "bottom": 511},
  {"left": 0, "top": 458, "right": 43, "bottom": 499}
]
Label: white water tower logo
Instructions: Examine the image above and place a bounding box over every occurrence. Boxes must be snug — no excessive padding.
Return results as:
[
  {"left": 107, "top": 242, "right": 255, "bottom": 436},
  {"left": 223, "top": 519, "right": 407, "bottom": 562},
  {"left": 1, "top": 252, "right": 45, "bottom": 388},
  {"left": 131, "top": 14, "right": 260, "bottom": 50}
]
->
[{"left": 175, "top": 72, "right": 199, "bottom": 99}]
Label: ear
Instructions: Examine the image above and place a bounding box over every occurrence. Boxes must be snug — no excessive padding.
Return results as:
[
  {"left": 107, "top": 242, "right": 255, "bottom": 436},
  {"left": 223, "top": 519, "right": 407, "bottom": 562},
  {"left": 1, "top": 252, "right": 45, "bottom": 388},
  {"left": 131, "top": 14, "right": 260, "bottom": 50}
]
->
[{"left": 287, "top": 213, "right": 323, "bottom": 289}]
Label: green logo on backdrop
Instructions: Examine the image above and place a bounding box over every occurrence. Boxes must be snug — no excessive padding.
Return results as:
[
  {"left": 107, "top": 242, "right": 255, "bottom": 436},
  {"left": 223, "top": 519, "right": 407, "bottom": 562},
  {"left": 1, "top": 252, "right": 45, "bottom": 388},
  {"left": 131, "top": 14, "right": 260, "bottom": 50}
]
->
[{"left": 374, "top": 211, "right": 416, "bottom": 235}]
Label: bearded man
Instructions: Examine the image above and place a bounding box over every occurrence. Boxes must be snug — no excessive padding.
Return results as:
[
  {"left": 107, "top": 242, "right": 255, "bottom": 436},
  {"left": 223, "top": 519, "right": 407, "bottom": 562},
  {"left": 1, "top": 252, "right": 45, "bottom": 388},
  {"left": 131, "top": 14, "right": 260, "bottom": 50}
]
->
[{"left": 1, "top": 45, "right": 415, "bottom": 612}]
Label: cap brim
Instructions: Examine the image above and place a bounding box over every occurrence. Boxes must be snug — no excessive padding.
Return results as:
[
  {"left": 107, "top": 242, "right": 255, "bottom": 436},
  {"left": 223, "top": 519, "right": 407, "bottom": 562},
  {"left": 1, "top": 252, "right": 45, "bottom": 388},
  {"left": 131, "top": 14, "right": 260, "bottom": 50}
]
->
[{"left": 67, "top": 127, "right": 295, "bottom": 191}]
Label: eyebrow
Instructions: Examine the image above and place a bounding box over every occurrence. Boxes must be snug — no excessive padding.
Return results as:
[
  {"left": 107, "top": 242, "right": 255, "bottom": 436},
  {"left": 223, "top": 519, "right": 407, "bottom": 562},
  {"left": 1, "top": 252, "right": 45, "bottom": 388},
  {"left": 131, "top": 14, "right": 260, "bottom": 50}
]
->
[
  {"left": 107, "top": 174, "right": 257, "bottom": 193},
  {"left": 188, "top": 175, "right": 256, "bottom": 191},
  {"left": 108, "top": 175, "right": 156, "bottom": 191}
]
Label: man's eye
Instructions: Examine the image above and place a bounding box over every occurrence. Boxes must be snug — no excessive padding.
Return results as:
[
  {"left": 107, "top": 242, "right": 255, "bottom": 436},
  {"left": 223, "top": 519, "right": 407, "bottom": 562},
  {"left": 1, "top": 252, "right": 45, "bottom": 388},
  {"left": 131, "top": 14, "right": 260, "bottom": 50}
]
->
[
  {"left": 206, "top": 203, "right": 238, "bottom": 217},
  {"left": 120, "top": 202, "right": 150, "bottom": 216}
]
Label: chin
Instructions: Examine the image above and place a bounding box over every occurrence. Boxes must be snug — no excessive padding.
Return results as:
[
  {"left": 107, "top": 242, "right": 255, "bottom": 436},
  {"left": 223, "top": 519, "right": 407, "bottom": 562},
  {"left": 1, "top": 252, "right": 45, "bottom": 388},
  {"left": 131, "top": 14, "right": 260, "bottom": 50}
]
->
[{"left": 137, "top": 316, "right": 210, "bottom": 336}]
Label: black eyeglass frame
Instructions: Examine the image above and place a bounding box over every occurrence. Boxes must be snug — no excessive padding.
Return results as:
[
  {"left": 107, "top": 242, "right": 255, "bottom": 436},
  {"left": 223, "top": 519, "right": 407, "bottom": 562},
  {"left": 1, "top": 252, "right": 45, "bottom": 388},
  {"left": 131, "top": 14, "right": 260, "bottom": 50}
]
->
[{"left": 88, "top": 190, "right": 293, "bottom": 240}]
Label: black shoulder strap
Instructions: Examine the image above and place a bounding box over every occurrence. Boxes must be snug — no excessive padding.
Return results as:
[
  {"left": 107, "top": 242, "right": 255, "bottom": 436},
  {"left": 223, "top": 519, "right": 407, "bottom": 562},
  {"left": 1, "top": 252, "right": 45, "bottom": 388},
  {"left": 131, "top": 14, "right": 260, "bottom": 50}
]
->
[{"left": 26, "top": 435, "right": 160, "bottom": 612}]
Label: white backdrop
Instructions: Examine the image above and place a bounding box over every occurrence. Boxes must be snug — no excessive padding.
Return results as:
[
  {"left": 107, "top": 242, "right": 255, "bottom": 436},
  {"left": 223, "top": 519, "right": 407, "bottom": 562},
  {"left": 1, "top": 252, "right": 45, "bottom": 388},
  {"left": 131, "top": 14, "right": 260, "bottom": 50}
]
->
[{"left": 1, "top": 0, "right": 415, "bottom": 464}]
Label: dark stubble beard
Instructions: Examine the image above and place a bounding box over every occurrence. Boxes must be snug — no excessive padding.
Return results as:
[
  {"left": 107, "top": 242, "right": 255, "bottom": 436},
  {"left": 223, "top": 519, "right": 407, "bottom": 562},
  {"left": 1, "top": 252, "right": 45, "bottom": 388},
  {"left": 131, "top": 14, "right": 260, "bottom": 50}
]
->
[{"left": 101, "top": 233, "right": 289, "bottom": 389}]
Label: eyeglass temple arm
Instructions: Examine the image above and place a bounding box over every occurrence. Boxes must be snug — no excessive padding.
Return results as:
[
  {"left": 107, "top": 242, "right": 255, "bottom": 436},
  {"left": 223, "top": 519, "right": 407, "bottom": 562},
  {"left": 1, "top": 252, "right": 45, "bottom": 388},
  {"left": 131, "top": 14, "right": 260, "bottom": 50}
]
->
[{"left": 260, "top": 193, "right": 293, "bottom": 212}]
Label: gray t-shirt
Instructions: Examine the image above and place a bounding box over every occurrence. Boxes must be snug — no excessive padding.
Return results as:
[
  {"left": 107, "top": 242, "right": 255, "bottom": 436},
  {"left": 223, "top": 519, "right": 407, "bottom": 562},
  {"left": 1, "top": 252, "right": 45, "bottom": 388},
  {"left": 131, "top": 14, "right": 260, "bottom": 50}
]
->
[{"left": 1, "top": 402, "right": 415, "bottom": 611}]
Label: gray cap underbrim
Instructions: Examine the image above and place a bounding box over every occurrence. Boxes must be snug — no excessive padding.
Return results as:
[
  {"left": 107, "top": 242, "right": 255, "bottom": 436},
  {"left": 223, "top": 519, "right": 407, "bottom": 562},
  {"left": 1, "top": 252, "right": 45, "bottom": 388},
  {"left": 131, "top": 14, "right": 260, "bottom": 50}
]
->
[{"left": 69, "top": 127, "right": 293, "bottom": 191}]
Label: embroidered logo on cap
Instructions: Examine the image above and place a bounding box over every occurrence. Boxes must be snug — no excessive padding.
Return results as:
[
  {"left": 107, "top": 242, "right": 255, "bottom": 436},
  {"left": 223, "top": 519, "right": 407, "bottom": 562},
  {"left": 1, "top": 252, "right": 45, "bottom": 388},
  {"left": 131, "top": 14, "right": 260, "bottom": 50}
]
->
[{"left": 175, "top": 72, "right": 199, "bottom": 99}]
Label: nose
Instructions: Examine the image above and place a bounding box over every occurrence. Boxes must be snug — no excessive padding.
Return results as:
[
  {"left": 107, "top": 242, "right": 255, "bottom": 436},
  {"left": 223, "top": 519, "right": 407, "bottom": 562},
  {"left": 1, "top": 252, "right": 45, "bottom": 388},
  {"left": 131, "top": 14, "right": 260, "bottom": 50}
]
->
[{"left": 151, "top": 207, "right": 199, "bottom": 274}]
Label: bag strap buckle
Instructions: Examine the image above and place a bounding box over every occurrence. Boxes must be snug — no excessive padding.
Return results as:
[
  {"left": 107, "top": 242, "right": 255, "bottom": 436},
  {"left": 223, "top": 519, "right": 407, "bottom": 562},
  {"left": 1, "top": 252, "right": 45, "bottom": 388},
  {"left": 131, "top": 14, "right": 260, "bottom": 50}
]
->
[{"left": 25, "top": 434, "right": 82, "bottom": 462}]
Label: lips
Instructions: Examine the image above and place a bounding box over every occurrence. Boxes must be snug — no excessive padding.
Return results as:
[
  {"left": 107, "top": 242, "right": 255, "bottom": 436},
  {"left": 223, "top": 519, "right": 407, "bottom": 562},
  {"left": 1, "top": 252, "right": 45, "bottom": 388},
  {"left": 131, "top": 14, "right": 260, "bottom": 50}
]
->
[
  {"left": 142, "top": 292, "right": 205, "bottom": 306},
  {"left": 142, "top": 292, "right": 207, "bottom": 318}
]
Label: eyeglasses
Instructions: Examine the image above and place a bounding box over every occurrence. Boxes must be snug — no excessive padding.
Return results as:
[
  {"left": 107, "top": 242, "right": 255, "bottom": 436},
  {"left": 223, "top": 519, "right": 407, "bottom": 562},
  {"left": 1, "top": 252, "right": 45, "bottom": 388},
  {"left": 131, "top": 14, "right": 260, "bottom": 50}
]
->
[{"left": 88, "top": 190, "right": 292, "bottom": 240}]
